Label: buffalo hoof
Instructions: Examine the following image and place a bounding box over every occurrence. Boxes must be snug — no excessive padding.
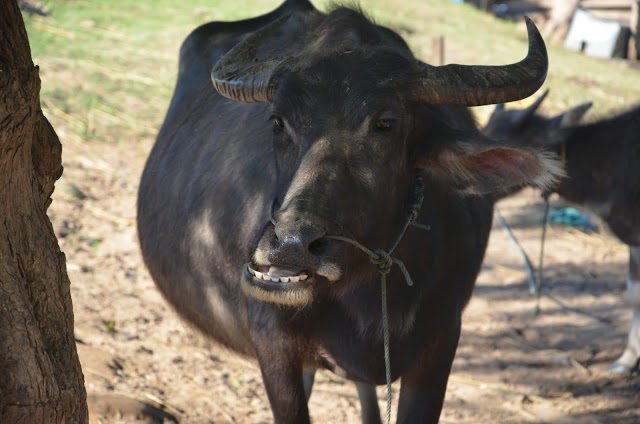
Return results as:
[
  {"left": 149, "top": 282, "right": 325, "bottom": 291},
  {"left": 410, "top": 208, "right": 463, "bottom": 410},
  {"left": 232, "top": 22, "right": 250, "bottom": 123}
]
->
[{"left": 607, "top": 351, "right": 639, "bottom": 374}]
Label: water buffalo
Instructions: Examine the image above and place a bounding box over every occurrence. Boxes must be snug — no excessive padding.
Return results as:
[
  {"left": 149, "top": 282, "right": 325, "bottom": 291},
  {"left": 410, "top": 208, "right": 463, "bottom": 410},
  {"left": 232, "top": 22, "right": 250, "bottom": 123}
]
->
[
  {"left": 484, "top": 90, "right": 640, "bottom": 374},
  {"left": 138, "top": 0, "right": 559, "bottom": 422}
]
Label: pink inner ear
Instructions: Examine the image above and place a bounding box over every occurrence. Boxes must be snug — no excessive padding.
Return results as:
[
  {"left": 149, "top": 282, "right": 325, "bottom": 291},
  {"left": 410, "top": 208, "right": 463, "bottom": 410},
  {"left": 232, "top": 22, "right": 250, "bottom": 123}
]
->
[
  {"left": 461, "top": 147, "right": 543, "bottom": 184},
  {"left": 415, "top": 146, "right": 558, "bottom": 193}
]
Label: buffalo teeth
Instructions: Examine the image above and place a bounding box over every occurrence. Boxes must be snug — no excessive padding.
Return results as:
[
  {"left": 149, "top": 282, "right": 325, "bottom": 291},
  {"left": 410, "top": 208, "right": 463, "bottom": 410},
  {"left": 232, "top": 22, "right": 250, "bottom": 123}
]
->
[{"left": 248, "top": 266, "right": 309, "bottom": 283}]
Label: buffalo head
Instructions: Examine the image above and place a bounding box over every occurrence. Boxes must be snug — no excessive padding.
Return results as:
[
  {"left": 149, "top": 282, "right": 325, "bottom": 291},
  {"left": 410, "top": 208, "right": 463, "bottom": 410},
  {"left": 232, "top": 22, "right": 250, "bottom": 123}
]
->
[
  {"left": 485, "top": 89, "right": 593, "bottom": 151},
  {"left": 210, "top": 12, "right": 560, "bottom": 307}
]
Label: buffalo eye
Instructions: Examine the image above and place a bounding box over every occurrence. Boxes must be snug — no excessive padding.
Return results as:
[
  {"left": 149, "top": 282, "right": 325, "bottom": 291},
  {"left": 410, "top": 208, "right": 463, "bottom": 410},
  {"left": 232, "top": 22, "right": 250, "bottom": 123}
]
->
[
  {"left": 375, "top": 118, "right": 395, "bottom": 133},
  {"left": 271, "top": 115, "right": 285, "bottom": 134}
]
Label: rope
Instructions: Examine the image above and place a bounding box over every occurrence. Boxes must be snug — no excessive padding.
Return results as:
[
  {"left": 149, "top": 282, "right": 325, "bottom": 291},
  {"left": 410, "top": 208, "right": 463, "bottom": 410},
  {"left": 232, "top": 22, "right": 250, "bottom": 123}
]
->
[
  {"left": 380, "top": 276, "right": 392, "bottom": 423},
  {"left": 270, "top": 178, "right": 429, "bottom": 424},
  {"left": 326, "top": 177, "right": 429, "bottom": 424},
  {"left": 494, "top": 203, "right": 548, "bottom": 318},
  {"left": 326, "top": 236, "right": 417, "bottom": 287},
  {"left": 533, "top": 194, "right": 550, "bottom": 317},
  {"left": 499, "top": 142, "right": 563, "bottom": 317},
  {"left": 494, "top": 207, "right": 537, "bottom": 294},
  {"left": 499, "top": 202, "right": 612, "bottom": 324},
  {"left": 533, "top": 141, "right": 564, "bottom": 315}
]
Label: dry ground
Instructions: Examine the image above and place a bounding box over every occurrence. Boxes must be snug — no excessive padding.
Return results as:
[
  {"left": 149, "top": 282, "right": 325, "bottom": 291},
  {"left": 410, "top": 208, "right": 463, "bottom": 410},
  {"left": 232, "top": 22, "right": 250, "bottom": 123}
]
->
[{"left": 49, "top": 124, "right": 640, "bottom": 424}]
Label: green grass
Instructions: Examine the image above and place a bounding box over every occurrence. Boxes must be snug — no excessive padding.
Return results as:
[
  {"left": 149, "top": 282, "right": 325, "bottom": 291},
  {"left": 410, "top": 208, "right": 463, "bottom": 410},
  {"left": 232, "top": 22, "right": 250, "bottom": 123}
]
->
[{"left": 23, "top": 0, "right": 640, "bottom": 148}]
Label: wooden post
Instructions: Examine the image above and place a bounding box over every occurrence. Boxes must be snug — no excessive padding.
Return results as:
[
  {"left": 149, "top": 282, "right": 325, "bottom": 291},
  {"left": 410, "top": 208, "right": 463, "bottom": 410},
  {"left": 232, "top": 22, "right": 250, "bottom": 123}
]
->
[
  {"left": 544, "top": 0, "right": 581, "bottom": 43},
  {"left": 432, "top": 35, "right": 445, "bottom": 66},
  {"left": 629, "top": 1, "right": 640, "bottom": 59}
]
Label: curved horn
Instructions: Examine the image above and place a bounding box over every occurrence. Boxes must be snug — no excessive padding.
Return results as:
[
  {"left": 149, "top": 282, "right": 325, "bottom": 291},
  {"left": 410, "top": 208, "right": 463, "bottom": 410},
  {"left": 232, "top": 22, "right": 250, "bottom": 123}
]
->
[
  {"left": 510, "top": 88, "right": 549, "bottom": 127},
  {"left": 211, "top": 15, "right": 292, "bottom": 103},
  {"left": 414, "top": 17, "right": 548, "bottom": 106}
]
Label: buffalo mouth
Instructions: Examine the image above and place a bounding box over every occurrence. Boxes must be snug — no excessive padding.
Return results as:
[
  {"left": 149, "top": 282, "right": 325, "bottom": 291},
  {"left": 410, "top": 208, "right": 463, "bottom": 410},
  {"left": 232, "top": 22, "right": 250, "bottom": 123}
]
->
[{"left": 241, "top": 263, "right": 313, "bottom": 307}]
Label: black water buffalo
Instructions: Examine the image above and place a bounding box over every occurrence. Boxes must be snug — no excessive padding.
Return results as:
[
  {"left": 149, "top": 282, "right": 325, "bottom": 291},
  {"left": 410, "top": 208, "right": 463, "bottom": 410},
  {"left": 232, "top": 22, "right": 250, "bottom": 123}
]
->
[
  {"left": 484, "top": 90, "right": 640, "bottom": 374},
  {"left": 138, "top": 0, "right": 559, "bottom": 422}
]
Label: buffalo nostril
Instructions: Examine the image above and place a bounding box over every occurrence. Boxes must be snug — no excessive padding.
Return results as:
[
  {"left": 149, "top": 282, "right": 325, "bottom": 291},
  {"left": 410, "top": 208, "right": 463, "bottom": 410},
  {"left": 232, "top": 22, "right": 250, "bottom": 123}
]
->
[
  {"left": 308, "top": 238, "right": 328, "bottom": 256},
  {"left": 272, "top": 220, "right": 327, "bottom": 262}
]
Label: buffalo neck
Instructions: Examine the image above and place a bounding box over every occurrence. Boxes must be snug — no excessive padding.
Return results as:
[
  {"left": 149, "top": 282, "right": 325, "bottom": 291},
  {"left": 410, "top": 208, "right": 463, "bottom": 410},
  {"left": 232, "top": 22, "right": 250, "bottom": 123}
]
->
[{"left": 557, "top": 106, "right": 640, "bottom": 207}]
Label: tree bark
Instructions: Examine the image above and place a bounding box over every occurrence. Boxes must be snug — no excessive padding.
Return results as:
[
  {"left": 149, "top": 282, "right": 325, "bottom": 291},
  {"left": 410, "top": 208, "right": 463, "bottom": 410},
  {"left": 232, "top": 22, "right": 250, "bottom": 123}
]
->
[{"left": 0, "top": 0, "right": 88, "bottom": 422}]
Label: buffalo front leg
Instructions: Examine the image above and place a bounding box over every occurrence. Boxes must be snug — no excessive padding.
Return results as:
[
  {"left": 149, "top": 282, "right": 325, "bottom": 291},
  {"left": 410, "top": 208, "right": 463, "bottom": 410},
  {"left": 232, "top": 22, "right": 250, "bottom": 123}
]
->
[
  {"left": 303, "top": 368, "right": 315, "bottom": 402},
  {"left": 396, "top": 325, "right": 460, "bottom": 424},
  {"left": 249, "top": 304, "right": 311, "bottom": 424},
  {"left": 610, "top": 246, "right": 640, "bottom": 374},
  {"left": 356, "top": 382, "right": 382, "bottom": 424}
]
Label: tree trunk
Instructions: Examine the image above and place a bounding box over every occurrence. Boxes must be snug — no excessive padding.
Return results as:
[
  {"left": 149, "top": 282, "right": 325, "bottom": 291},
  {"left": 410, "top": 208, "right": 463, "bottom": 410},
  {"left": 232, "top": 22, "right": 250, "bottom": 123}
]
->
[{"left": 0, "top": 0, "right": 88, "bottom": 422}]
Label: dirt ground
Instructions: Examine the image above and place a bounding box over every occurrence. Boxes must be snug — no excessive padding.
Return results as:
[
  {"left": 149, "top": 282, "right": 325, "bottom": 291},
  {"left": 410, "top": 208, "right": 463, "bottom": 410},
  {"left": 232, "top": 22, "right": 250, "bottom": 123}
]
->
[{"left": 49, "top": 124, "right": 640, "bottom": 423}]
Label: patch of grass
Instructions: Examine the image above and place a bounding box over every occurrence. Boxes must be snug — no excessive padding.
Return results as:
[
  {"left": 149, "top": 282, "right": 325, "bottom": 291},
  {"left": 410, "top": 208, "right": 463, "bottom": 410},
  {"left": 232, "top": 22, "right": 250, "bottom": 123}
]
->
[
  {"left": 103, "top": 320, "right": 116, "bottom": 334},
  {"left": 25, "top": 0, "right": 299, "bottom": 146},
  {"left": 23, "top": 0, "right": 640, "bottom": 150}
]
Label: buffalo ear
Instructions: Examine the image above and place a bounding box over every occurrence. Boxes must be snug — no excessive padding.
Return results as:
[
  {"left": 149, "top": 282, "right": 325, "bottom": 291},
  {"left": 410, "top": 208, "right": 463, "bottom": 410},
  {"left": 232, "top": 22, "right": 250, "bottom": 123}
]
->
[
  {"left": 415, "top": 141, "right": 564, "bottom": 195},
  {"left": 558, "top": 102, "right": 592, "bottom": 128},
  {"left": 542, "top": 102, "right": 592, "bottom": 147}
]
